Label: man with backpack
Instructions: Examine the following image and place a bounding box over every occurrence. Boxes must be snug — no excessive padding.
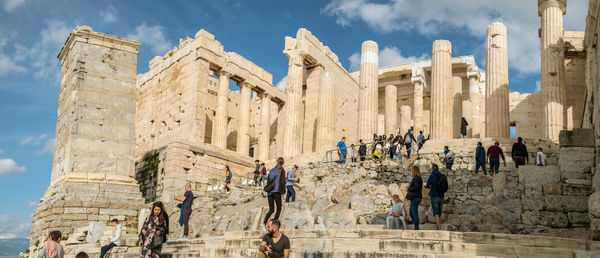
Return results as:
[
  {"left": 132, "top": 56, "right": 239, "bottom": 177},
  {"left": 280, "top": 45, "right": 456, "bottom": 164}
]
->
[
  {"left": 253, "top": 160, "right": 261, "bottom": 187},
  {"left": 403, "top": 129, "right": 415, "bottom": 159},
  {"left": 425, "top": 164, "right": 447, "bottom": 230}
]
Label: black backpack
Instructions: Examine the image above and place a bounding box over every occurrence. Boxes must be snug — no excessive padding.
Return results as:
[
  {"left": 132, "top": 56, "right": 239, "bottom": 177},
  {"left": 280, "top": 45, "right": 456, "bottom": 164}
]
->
[{"left": 436, "top": 173, "right": 448, "bottom": 193}]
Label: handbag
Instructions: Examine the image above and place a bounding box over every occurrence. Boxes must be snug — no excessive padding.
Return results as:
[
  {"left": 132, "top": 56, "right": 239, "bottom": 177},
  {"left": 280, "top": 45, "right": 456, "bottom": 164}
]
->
[
  {"left": 263, "top": 177, "right": 275, "bottom": 192},
  {"left": 405, "top": 191, "right": 415, "bottom": 201},
  {"left": 146, "top": 225, "right": 166, "bottom": 251}
]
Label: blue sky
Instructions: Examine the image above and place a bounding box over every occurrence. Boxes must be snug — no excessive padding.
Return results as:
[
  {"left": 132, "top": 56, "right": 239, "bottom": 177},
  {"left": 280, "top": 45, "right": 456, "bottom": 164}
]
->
[{"left": 0, "top": 0, "right": 587, "bottom": 239}]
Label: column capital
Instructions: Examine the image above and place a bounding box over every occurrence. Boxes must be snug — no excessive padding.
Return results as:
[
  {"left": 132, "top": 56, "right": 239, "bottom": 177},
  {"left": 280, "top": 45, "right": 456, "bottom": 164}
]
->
[
  {"left": 538, "top": 0, "right": 566, "bottom": 16},
  {"left": 284, "top": 50, "right": 305, "bottom": 66},
  {"left": 261, "top": 92, "right": 272, "bottom": 99},
  {"left": 218, "top": 70, "right": 233, "bottom": 78},
  {"left": 411, "top": 67, "right": 425, "bottom": 85},
  {"left": 466, "top": 65, "right": 480, "bottom": 80}
]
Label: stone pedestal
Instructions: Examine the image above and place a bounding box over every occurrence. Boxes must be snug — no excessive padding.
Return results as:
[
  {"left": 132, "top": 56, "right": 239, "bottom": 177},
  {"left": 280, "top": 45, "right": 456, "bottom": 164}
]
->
[
  {"left": 316, "top": 71, "right": 336, "bottom": 152},
  {"left": 539, "top": 0, "right": 567, "bottom": 141},
  {"left": 430, "top": 40, "right": 453, "bottom": 139},
  {"left": 30, "top": 26, "right": 144, "bottom": 249},
  {"left": 236, "top": 82, "right": 251, "bottom": 155},
  {"left": 385, "top": 85, "right": 398, "bottom": 135},
  {"left": 283, "top": 53, "right": 304, "bottom": 157},
  {"left": 452, "top": 76, "right": 463, "bottom": 138},
  {"left": 485, "top": 22, "right": 510, "bottom": 138},
  {"left": 213, "top": 70, "right": 231, "bottom": 148},
  {"left": 258, "top": 94, "right": 272, "bottom": 161},
  {"left": 358, "top": 41, "right": 379, "bottom": 141}
]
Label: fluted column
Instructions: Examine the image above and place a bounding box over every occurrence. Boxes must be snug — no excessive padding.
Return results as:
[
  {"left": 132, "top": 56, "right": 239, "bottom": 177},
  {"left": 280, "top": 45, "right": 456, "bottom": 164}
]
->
[
  {"left": 452, "top": 76, "right": 463, "bottom": 138},
  {"left": 384, "top": 84, "right": 397, "bottom": 135},
  {"left": 316, "top": 71, "right": 336, "bottom": 152},
  {"left": 212, "top": 70, "right": 231, "bottom": 148},
  {"left": 258, "top": 93, "right": 272, "bottom": 161},
  {"left": 411, "top": 69, "right": 425, "bottom": 135},
  {"left": 539, "top": 0, "right": 567, "bottom": 141},
  {"left": 430, "top": 40, "right": 453, "bottom": 139},
  {"left": 485, "top": 22, "right": 510, "bottom": 138},
  {"left": 467, "top": 68, "right": 482, "bottom": 138},
  {"left": 236, "top": 82, "right": 251, "bottom": 155},
  {"left": 283, "top": 52, "right": 304, "bottom": 157},
  {"left": 400, "top": 104, "right": 412, "bottom": 134},
  {"left": 358, "top": 41, "right": 379, "bottom": 141}
]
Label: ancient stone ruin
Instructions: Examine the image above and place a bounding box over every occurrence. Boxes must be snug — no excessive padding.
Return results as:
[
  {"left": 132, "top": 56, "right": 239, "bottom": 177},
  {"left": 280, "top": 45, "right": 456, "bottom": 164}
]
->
[{"left": 27, "top": 0, "right": 600, "bottom": 257}]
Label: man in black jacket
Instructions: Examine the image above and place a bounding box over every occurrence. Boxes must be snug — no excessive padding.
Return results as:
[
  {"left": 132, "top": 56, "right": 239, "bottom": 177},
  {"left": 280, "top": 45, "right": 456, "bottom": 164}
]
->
[
  {"left": 511, "top": 137, "right": 529, "bottom": 173},
  {"left": 358, "top": 139, "right": 367, "bottom": 161}
]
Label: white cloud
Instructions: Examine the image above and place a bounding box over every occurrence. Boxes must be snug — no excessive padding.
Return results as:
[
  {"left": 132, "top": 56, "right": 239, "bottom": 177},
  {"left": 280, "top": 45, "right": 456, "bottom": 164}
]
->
[
  {"left": 0, "top": 39, "right": 26, "bottom": 76},
  {"left": 36, "top": 138, "right": 54, "bottom": 155},
  {"left": 127, "top": 23, "right": 171, "bottom": 55},
  {"left": 2, "top": 0, "right": 26, "bottom": 12},
  {"left": 19, "top": 134, "right": 46, "bottom": 146},
  {"left": 276, "top": 76, "right": 287, "bottom": 91},
  {"left": 99, "top": 5, "right": 117, "bottom": 23},
  {"left": 26, "top": 200, "right": 38, "bottom": 208},
  {"left": 348, "top": 46, "right": 428, "bottom": 72},
  {"left": 535, "top": 80, "right": 541, "bottom": 92},
  {"left": 0, "top": 214, "right": 30, "bottom": 239},
  {"left": 324, "top": 0, "right": 587, "bottom": 75},
  {"left": 0, "top": 159, "right": 26, "bottom": 178}
]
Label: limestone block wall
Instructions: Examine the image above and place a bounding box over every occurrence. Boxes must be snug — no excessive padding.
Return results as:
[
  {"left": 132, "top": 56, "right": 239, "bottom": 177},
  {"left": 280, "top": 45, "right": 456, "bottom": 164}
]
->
[
  {"left": 583, "top": 0, "right": 600, "bottom": 195},
  {"left": 564, "top": 31, "right": 587, "bottom": 130},
  {"left": 509, "top": 92, "right": 544, "bottom": 139}
]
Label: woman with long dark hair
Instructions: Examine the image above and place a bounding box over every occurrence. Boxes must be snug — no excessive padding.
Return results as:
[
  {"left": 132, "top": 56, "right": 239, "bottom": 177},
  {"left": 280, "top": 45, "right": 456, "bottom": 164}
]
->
[
  {"left": 263, "top": 157, "right": 286, "bottom": 230},
  {"left": 406, "top": 166, "right": 423, "bottom": 230},
  {"left": 138, "top": 202, "right": 167, "bottom": 257}
]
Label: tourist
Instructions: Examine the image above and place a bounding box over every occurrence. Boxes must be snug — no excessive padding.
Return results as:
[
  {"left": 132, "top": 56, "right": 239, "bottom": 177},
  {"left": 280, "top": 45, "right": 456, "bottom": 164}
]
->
[
  {"left": 393, "top": 141, "right": 403, "bottom": 164},
  {"left": 156, "top": 201, "right": 169, "bottom": 242},
  {"left": 486, "top": 141, "right": 506, "bottom": 176},
  {"left": 99, "top": 219, "right": 122, "bottom": 258},
  {"left": 263, "top": 157, "right": 287, "bottom": 229},
  {"left": 372, "top": 143, "right": 383, "bottom": 160},
  {"left": 425, "top": 164, "right": 445, "bottom": 230},
  {"left": 350, "top": 144, "right": 358, "bottom": 163},
  {"left": 384, "top": 139, "right": 391, "bottom": 159},
  {"left": 406, "top": 166, "right": 423, "bottom": 230},
  {"left": 460, "top": 117, "right": 469, "bottom": 138},
  {"left": 440, "top": 146, "right": 454, "bottom": 170},
  {"left": 174, "top": 184, "right": 193, "bottom": 239},
  {"left": 386, "top": 194, "right": 407, "bottom": 230},
  {"left": 536, "top": 147, "right": 547, "bottom": 167},
  {"left": 417, "top": 131, "right": 426, "bottom": 150},
  {"left": 260, "top": 162, "right": 267, "bottom": 186},
  {"left": 37, "top": 230, "right": 64, "bottom": 258},
  {"left": 75, "top": 253, "right": 89, "bottom": 258},
  {"left": 388, "top": 139, "right": 396, "bottom": 160},
  {"left": 253, "top": 159, "right": 261, "bottom": 186},
  {"left": 337, "top": 137, "right": 347, "bottom": 164},
  {"left": 285, "top": 165, "right": 299, "bottom": 203},
  {"left": 139, "top": 202, "right": 167, "bottom": 257},
  {"left": 474, "top": 142, "right": 487, "bottom": 175},
  {"left": 358, "top": 139, "right": 367, "bottom": 161},
  {"left": 511, "top": 137, "right": 529, "bottom": 173},
  {"left": 224, "top": 165, "right": 232, "bottom": 192},
  {"left": 258, "top": 219, "right": 290, "bottom": 258},
  {"left": 403, "top": 129, "right": 415, "bottom": 158}
]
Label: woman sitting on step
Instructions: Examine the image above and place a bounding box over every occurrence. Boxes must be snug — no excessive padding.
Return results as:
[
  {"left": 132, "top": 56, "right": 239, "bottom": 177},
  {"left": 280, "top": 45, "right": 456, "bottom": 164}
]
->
[{"left": 386, "top": 194, "right": 407, "bottom": 230}]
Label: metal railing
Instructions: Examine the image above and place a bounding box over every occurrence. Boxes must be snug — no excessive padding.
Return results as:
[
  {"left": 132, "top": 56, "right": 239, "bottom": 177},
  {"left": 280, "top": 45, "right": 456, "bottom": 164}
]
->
[{"left": 322, "top": 140, "right": 419, "bottom": 164}]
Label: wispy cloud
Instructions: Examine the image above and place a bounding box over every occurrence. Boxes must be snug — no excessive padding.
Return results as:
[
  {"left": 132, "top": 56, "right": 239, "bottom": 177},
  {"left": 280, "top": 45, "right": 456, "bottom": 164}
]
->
[
  {"left": 0, "top": 39, "right": 26, "bottom": 76},
  {"left": 19, "top": 134, "right": 46, "bottom": 146},
  {"left": 127, "top": 23, "right": 171, "bottom": 55},
  {"left": 2, "top": 0, "right": 26, "bottom": 12},
  {"left": 276, "top": 76, "right": 287, "bottom": 91},
  {"left": 36, "top": 138, "right": 54, "bottom": 155},
  {"left": 26, "top": 200, "right": 38, "bottom": 208},
  {"left": 99, "top": 5, "right": 117, "bottom": 23},
  {"left": 0, "top": 159, "right": 26, "bottom": 178},
  {"left": 0, "top": 214, "right": 30, "bottom": 239},
  {"left": 348, "top": 46, "right": 428, "bottom": 72}
]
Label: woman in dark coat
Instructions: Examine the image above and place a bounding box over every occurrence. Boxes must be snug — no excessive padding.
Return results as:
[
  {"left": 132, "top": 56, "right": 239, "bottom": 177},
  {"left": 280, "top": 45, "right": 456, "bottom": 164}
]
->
[
  {"left": 406, "top": 166, "right": 423, "bottom": 230},
  {"left": 139, "top": 202, "right": 167, "bottom": 257}
]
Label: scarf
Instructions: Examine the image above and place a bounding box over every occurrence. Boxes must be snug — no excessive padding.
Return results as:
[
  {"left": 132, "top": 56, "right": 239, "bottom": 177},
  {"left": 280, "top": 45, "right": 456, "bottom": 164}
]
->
[{"left": 43, "top": 240, "right": 57, "bottom": 258}]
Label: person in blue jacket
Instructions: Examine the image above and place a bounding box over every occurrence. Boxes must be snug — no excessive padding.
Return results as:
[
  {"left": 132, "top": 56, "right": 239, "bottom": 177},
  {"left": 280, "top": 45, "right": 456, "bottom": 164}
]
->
[
  {"left": 425, "top": 164, "right": 444, "bottom": 230},
  {"left": 475, "top": 142, "right": 487, "bottom": 175}
]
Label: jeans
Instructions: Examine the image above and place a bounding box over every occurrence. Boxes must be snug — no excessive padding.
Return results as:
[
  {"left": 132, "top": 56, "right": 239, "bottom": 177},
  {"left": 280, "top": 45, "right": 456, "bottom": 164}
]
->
[
  {"left": 259, "top": 175, "right": 265, "bottom": 186},
  {"left": 445, "top": 158, "right": 453, "bottom": 170},
  {"left": 489, "top": 158, "right": 500, "bottom": 174},
  {"left": 182, "top": 207, "right": 192, "bottom": 236},
  {"left": 264, "top": 193, "right": 282, "bottom": 225},
  {"left": 405, "top": 144, "right": 412, "bottom": 158},
  {"left": 100, "top": 242, "right": 116, "bottom": 258},
  {"left": 338, "top": 152, "right": 347, "bottom": 164},
  {"left": 285, "top": 185, "right": 296, "bottom": 202},
  {"left": 431, "top": 197, "right": 443, "bottom": 216},
  {"left": 410, "top": 198, "right": 421, "bottom": 230},
  {"left": 253, "top": 173, "right": 259, "bottom": 186},
  {"left": 475, "top": 160, "right": 487, "bottom": 175},
  {"left": 393, "top": 152, "right": 403, "bottom": 164}
]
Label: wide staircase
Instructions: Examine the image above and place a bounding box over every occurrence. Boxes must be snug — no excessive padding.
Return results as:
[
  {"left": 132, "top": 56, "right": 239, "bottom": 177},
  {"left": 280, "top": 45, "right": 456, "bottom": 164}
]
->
[{"left": 103, "top": 229, "right": 600, "bottom": 258}]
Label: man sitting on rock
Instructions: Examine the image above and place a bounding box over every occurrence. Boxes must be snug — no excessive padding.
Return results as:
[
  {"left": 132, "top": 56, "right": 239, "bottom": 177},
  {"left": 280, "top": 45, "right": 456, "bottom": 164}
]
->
[
  {"left": 259, "top": 219, "right": 290, "bottom": 258},
  {"left": 99, "top": 219, "right": 122, "bottom": 258},
  {"left": 386, "top": 194, "right": 407, "bottom": 230}
]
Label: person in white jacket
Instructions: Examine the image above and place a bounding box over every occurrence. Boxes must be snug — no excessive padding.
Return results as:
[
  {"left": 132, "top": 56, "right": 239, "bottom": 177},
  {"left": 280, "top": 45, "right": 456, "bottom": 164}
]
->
[{"left": 100, "top": 219, "right": 122, "bottom": 258}]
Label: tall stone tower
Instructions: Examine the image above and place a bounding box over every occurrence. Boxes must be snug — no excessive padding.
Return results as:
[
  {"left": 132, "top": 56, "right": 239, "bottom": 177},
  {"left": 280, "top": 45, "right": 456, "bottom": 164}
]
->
[{"left": 30, "top": 26, "right": 145, "bottom": 246}]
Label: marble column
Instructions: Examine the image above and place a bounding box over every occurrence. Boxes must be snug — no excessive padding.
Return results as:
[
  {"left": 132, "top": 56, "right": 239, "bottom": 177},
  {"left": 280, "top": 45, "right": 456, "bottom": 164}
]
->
[
  {"left": 539, "top": 0, "right": 567, "bottom": 141},
  {"left": 358, "top": 40, "right": 379, "bottom": 141},
  {"left": 236, "top": 82, "right": 251, "bottom": 155},
  {"left": 452, "top": 76, "right": 463, "bottom": 138},
  {"left": 316, "top": 71, "right": 336, "bottom": 152},
  {"left": 400, "top": 104, "right": 412, "bottom": 134},
  {"left": 212, "top": 70, "right": 231, "bottom": 148},
  {"left": 384, "top": 84, "right": 398, "bottom": 135},
  {"left": 430, "top": 40, "right": 453, "bottom": 139},
  {"left": 466, "top": 68, "right": 482, "bottom": 138},
  {"left": 411, "top": 69, "right": 425, "bottom": 136},
  {"left": 485, "top": 22, "right": 510, "bottom": 138},
  {"left": 258, "top": 93, "right": 272, "bottom": 162},
  {"left": 283, "top": 52, "right": 304, "bottom": 157}
]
